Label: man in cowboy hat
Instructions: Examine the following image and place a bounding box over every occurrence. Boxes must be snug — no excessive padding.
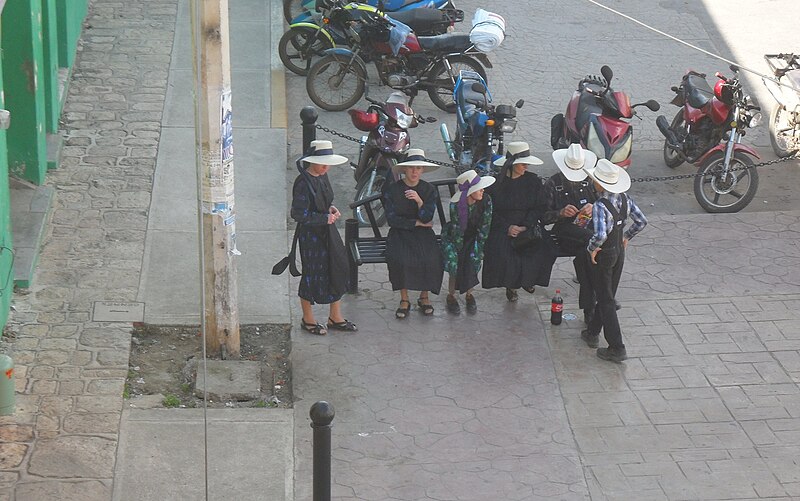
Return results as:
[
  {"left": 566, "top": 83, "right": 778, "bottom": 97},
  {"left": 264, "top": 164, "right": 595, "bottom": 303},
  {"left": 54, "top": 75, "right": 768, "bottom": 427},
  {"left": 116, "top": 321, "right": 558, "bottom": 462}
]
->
[
  {"left": 580, "top": 159, "right": 647, "bottom": 362},
  {"left": 543, "top": 143, "right": 599, "bottom": 324}
]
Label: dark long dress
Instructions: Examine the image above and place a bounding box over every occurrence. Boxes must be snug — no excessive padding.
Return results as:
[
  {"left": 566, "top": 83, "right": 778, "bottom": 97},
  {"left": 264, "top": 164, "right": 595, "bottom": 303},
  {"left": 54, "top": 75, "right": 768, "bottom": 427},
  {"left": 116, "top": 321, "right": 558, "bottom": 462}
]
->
[
  {"left": 290, "top": 172, "right": 341, "bottom": 305},
  {"left": 482, "top": 171, "right": 556, "bottom": 289},
  {"left": 384, "top": 180, "right": 444, "bottom": 293}
]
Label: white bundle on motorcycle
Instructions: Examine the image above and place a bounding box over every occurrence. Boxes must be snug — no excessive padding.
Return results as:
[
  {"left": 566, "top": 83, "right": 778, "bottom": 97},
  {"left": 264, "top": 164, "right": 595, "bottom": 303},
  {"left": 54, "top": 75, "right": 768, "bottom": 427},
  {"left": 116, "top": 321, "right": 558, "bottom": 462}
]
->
[{"left": 469, "top": 9, "right": 505, "bottom": 52}]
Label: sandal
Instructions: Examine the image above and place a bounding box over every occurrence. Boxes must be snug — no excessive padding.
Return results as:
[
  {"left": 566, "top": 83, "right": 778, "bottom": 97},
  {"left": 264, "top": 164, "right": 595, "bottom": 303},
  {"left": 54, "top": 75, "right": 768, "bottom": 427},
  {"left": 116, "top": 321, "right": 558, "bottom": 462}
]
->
[
  {"left": 417, "top": 297, "right": 434, "bottom": 316},
  {"left": 327, "top": 318, "right": 358, "bottom": 332},
  {"left": 505, "top": 288, "right": 519, "bottom": 302},
  {"left": 301, "top": 319, "right": 327, "bottom": 336},
  {"left": 446, "top": 294, "right": 460, "bottom": 314},
  {"left": 396, "top": 300, "right": 411, "bottom": 319}
]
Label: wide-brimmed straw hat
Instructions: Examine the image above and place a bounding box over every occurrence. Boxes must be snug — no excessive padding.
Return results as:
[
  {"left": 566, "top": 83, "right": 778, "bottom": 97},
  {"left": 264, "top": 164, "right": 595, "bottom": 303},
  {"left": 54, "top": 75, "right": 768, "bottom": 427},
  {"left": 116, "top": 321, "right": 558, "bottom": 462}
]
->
[
  {"left": 492, "top": 141, "right": 543, "bottom": 168},
  {"left": 392, "top": 148, "right": 440, "bottom": 174},
  {"left": 449, "top": 170, "right": 496, "bottom": 203},
  {"left": 552, "top": 143, "right": 597, "bottom": 182},
  {"left": 303, "top": 139, "right": 348, "bottom": 166},
  {"left": 583, "top": 158, "right": 631, "bottom": 193}
]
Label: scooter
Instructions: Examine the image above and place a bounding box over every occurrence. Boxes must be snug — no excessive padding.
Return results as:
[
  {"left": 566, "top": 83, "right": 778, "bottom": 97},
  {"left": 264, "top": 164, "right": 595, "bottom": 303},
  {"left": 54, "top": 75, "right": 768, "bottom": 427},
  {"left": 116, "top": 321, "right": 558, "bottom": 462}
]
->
[
  {"left": 762, "top": 53, "right": 800, "bottom": 157},
  {"left": 280, "top": 0, "right": 462, "bottom": 76},
  {"left": 440, "top": 70, "right": 523, "bottom": 174},
  {"left": 656, "top": 65, "right": 763, "bottom": 213},
  {"left": 551, "top": 65, "right": 660, "bottom": 167},
  {"left": 348, "top": 91, "right": 435, "bottom": 225}
]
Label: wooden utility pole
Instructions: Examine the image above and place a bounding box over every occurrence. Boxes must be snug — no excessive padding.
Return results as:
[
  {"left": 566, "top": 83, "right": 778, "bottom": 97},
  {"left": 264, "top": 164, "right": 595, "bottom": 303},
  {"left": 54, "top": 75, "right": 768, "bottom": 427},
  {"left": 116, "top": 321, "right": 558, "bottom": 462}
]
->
[{"left": 190, "top": 0, "right": 240, "bottom": 358}]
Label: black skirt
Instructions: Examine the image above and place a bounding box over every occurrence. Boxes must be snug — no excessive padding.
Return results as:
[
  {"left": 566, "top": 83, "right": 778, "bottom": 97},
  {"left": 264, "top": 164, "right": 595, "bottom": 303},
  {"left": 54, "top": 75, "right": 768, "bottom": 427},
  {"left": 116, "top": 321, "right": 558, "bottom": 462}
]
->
[{"left": 387, "top": 226, "right": 443, "bottom": 293}]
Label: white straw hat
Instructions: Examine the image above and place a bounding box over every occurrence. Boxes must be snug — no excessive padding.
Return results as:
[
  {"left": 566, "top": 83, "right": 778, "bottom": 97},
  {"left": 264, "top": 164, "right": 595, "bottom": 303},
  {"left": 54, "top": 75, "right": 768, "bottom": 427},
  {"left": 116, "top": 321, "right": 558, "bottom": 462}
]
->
[
  {"left": 449, "top": 170, "right": 496, "bottom": 203},
  {"left": 492, "top": 141, "right": 543, "bottom": 167},
  {"left": 552, "top": 143, "right": 597, "bottom": 182},
  {"left": 583, "top": 158, "right": 631, "bottom": 193},
  {"left": 392, "top": 148, "right": 440, "bottom": 174},
  {"left": 303, "top": 139, "right": 348, "bottom": 166}
]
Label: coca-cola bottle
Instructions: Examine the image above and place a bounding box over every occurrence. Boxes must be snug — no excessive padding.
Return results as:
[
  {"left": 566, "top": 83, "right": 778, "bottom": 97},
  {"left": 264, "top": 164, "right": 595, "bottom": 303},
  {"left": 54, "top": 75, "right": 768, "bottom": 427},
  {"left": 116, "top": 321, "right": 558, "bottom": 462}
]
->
[{"left": 551, "top": 289, "right": 563, "bottom": 325}]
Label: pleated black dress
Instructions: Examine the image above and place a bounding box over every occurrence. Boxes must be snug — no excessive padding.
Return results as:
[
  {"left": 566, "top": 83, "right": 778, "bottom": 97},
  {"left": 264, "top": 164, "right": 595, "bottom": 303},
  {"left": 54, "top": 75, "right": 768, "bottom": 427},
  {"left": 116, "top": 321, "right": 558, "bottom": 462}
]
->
[
  {"left": 384, "top": 179, "right": 444, "bottom": 293},
  {"left": 482, "top": 171, "right": 556, "bottom": 289},
  {"left": 290, "top": 172, "right": 341, "bottom": 305}
]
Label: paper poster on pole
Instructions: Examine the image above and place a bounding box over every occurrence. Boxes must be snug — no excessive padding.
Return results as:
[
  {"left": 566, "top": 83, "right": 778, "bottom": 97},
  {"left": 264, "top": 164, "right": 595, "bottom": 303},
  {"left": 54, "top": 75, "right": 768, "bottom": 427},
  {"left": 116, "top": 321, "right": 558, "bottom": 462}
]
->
[{"left": 221, "top": 90, "right": 234, "bottom": 164}]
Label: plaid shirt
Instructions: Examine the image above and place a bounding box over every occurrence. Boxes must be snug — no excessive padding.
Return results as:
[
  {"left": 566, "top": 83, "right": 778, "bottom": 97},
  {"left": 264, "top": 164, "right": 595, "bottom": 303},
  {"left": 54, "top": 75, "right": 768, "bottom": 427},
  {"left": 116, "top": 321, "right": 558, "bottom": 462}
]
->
[{"left": 587, "top": 192, "right": 647, "bottom": 252}]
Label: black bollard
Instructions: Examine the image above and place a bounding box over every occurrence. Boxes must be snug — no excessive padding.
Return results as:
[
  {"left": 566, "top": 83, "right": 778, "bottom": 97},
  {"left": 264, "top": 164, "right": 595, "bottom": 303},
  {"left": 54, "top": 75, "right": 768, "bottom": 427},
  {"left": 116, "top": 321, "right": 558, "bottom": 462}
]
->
[
  {"left": 344, "top": 219, "right": 359, "bottom": 294},
  {"left": 310, "top": 401, "right": 335, "bottom": 501},
  {"left": 301, "top": 106, "right": 318, "bottom": 155}
]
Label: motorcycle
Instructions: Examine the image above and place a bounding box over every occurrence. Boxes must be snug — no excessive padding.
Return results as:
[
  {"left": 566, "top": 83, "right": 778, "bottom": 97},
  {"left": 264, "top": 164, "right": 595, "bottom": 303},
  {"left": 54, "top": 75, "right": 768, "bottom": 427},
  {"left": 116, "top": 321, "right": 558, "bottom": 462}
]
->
[
  {"left": 440, "top": 69, "right": 523, "bottom": 174},
  {"left": 284, "top": 0, "right": 457, "bottom": 25},
  {"left": 279, "top": 0, "right": 463, "bottom": 76},
  {"left": 306, "top": 8, "right": 491, "bottom": 112},
  {"left": 656, "top": 65, "right": 763, "bottom": 213},
  {"left": 550, "top": 65, "right": 660, "bottom": 168},
  {"left": 762, "top": 53, "right": 800, "bottom": 157},
  {"left": 349, "top": 91, "right": 435, "bottom": 225}
]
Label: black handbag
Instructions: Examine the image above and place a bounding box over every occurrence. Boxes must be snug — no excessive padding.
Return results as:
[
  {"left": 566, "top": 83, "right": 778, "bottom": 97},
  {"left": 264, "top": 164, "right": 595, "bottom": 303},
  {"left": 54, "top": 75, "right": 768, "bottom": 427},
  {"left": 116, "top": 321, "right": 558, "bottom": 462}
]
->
[
  {"left": 511, "top": 224, "right": 543, "bottom": 251},
  {"left": 272, "top": 226, "right": 301, "bottom": 277}
]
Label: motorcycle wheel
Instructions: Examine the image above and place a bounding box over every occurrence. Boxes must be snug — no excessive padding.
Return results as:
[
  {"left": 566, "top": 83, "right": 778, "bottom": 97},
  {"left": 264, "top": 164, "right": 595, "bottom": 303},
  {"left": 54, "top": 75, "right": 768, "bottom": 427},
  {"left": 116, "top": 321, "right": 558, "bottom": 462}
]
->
[
  {"left": 663, "top": 110, "right": 685, "bottom": 168},
  {"left": 279, "top": 27, "right": 333, "bottom": 77},
  {"left": 768, "top": 105, "right": 799, "bottom": 158},
  {"left": 283, "top": 0, "right": 304, "bottom": 24},
  {"left": 427, "top": 56, "right": 487, "bottom": 113},
  {"left": 354, "top": 160, "right": 394, "bottom": 227},
  {"left": 306, "top": 54, "right": 367, "bottom": 112},
  {"left": 693, "top": 151, "right": 759, "bottom": 213}
]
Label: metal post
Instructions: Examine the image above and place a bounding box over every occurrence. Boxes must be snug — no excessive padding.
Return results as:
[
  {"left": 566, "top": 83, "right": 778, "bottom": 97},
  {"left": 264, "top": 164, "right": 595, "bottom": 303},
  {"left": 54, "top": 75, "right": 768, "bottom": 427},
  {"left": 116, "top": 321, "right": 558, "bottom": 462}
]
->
[
  {"left": 310, "top": 401, "right": 335, "bottom": 501},
  {"left": 344, "top": 219, "right": 359, "bottom": 294},
  {"left": 301, "top": 106, "right": 318, "bottom": 155}
]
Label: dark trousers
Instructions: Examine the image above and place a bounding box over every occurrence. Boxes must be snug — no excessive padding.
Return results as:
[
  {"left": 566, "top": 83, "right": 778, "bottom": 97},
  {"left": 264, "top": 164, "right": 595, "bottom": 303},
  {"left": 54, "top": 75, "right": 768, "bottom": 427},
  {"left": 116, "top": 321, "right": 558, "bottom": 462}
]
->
[{"left": 587, "top": 245, "right": 625, "bottom": 349}]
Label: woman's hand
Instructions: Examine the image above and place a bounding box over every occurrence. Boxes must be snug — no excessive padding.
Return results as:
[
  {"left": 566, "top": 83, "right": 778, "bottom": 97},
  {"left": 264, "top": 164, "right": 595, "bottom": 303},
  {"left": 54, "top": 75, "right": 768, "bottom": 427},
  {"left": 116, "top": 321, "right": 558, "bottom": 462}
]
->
[
  {"left": 405, "top": 189, "right": 423, "bottom": 207},
  {"left": 415, "top": 220, "right": 433, "bottom": 228},
  {"left": 507, "top": 225, "right": 526, "bottom": 237},
  {"left": 330, "top": 206, "right": 341, "bottom": 217}
]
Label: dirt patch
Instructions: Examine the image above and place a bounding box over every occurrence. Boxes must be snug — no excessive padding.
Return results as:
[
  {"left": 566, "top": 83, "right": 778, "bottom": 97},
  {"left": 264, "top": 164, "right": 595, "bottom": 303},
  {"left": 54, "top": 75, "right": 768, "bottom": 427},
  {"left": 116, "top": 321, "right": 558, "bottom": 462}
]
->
[{"left": 126, "top": 324, "right": 292, "bottom": 409}]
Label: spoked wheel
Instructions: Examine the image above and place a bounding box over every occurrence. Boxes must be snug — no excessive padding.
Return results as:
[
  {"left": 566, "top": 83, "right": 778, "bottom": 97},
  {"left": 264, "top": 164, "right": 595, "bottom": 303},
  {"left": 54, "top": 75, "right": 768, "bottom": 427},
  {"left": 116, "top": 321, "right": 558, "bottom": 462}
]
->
[
  {"left": 769, "top": 105, "right": 799, "bottom": 157},
  {"left": 306, "top": 54, "right": 367, "bottom": 112},
  {"left": 693, "top": 151, "right": 759, "bottom": 213},
  {"left": 278, "top": 27, "right": 333, "bottom": 76},
  {"left": 354, "top": 163, "right": 393, "bottom": 227},
  {"left": 427, "top": 56, "right": 487, "bottom": 113},
  {"left": 283, "top": 0, "right": 306, "bottom": 24},
  {"left": 663, "top": 110, "right": 686, "bottom": 168}
]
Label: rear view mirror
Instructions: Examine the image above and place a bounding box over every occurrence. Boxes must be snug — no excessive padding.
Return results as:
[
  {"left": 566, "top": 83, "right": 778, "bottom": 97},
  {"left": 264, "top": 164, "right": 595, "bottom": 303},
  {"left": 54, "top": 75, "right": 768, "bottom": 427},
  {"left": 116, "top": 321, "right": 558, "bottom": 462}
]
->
[
  {"left": 646, "top": 99, "right": 660, "bottom": 111},
  {"left": 601, "top": 65, "right": 613, "bottom": 83},
  {"left": 515, "top": 99, "right": 524, "bottom": 108}
]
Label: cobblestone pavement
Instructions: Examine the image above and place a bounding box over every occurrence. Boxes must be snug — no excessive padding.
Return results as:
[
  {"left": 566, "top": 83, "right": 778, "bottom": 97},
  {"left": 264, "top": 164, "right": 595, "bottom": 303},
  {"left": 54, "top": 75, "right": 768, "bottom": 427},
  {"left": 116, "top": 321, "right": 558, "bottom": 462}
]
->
[{"left": 0, "top": 0, "right": 176, "bottom": 498}]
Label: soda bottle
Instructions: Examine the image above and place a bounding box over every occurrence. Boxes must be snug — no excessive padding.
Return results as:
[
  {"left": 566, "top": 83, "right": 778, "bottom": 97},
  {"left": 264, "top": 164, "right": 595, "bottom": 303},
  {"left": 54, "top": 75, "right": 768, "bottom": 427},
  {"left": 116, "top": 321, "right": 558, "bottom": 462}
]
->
[{"left": 551, "top": 289, "right": 563, "bottom": 325}]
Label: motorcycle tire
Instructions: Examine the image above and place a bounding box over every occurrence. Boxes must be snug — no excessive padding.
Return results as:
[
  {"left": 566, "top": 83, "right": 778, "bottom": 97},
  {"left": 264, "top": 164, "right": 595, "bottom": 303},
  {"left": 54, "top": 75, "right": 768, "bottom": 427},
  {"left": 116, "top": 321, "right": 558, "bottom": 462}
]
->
[
  {"left": 306, "top": 53, "right": 367, "bottom": 112},
  {"left": 353, "top": 159, "right": 394, "bottom": 227},
  {"left": 283, "top": 0, "right": 304, "bottom": 24},
  {"left": 693, "top": 151, "right": 759, "bottom": 213},
  {"left": 768, "top": 105, "right": 799, "bottom": 158},
  {"left": 427, "top": 55, "right": 487, "bottom": 113},
  {"left": 663, "top": 110, "right": 685, "bottom": 168},
  {"left": 279, "top": 26, "right": 334, "bottom": 77}
]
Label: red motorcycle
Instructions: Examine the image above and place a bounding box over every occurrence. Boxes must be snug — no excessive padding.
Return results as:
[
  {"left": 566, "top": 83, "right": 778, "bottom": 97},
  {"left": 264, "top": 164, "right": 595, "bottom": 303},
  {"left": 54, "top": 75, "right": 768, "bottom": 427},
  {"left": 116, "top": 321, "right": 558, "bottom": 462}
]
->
[
  {"left": 657, "top": 65, "right": 763, "bottom": 213},
  {"left": 348, "top": 91, "right": 435, "bottom": 225},
  {"left": 551, "top": 65, "right": 660, "bottom": 167}
]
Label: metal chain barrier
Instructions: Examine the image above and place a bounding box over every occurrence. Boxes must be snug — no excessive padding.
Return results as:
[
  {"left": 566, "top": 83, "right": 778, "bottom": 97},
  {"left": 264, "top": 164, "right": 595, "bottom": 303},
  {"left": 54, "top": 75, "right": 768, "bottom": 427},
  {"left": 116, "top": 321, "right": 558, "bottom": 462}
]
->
[{"left": 315, "top": 123, "right": 799, "bottom": 182}]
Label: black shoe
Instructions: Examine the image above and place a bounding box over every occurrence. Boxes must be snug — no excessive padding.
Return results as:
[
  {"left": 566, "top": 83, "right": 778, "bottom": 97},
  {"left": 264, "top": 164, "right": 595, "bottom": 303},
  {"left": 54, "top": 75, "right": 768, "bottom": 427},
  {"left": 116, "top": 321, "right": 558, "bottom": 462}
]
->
[
  {"left": 596, "top": 346, "right": 628, "bottom": 363},
  {"left": 465, "top": 293, "right": 477, "bottom": 313},
  {"left": 505, "top": 288, "right": 518, "bottom": 302},
  {"left": 615, "top": 300, "right": 621, "bottom": 311},
  {"left": 580, "top": 329, "right": 599, "bottom": 348},
  {"left": 446, "top": 294, "right": 460, "bottom": 314}
]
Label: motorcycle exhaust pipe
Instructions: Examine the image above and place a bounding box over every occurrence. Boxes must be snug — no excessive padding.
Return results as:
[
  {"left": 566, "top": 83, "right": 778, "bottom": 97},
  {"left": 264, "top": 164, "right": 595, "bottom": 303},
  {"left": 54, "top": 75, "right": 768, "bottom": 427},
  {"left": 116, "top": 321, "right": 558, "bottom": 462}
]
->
[{"left": 656, "top": 115, "right": 679, "bottom": 146}]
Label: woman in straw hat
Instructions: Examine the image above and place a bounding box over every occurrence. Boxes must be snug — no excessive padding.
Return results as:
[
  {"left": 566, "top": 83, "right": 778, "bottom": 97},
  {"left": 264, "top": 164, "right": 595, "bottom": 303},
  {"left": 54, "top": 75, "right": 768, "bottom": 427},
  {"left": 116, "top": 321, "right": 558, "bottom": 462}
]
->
[
  {"left": 384, "top": 149, "right": 444, "bottom": 318},
  {"left": 441, "top": 170, "right": 495, "bottom": 314},
  {"left": 580, "top": 159, "right": 647, "bottom": 362},
  {"left": 482, "top": 142, "right": 556, "bottom": 302},
  {"left": 290, "top": 140, "right": 358, "bottom": 335}
]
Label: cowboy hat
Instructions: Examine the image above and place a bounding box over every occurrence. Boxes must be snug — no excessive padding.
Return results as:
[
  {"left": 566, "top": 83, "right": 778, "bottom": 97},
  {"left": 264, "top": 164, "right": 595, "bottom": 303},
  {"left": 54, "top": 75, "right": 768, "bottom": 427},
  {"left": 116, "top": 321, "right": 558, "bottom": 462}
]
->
[
  {"left": 392, "top": 148, "right": 440, "bottom": 174},
  {"left": 583, "top": 158, "right": 631, "bottom": 193},
  {"left": 492, "top": 141, "right": 543, "bottom": 167},
  {"left": 449, "top": 170, "right": 496, "bottom": 203},
  {"left": 552, "top": 143, "right": 597, "bottom": 182},
  {"left": 303, "top": 139, "right": 348, "bottom": 166}
]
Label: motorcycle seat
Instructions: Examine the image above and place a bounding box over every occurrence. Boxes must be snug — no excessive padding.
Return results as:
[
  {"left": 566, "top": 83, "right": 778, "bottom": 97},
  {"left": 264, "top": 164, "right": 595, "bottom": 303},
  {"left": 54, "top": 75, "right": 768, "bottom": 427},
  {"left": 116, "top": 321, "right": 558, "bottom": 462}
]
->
[
  {"left": 685, "top": 74, "right": 713, "bottom": 108},
  {"left": 388, "top": 9, "right": 446, "bottom": 34},
  {"left": 417, "top": 33, "right": 472, "bottom": 53}
]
